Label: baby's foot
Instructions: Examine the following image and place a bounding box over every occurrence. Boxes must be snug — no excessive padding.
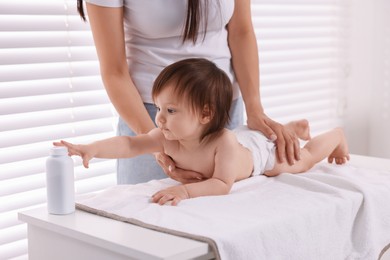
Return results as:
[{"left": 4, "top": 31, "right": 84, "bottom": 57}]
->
[
  {"left": 288, "top": 119, "right": 311, "bottom": 141},
  {"left": 328, "top": 128, "right": 350, "bottom": 165}
]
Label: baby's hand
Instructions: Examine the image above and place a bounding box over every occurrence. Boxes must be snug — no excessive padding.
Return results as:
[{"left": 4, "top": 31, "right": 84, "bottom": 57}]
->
[
  {"left": 53, "top": 140, "right": 92, "bottom": 168},
  {"left": 151, "top": 185, "right": 190, "bottom": 206}
]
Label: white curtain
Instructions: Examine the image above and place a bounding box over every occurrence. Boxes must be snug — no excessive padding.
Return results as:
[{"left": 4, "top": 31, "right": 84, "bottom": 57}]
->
[{"left": 0, "top": 0, "right": 349, "bottom": 258}]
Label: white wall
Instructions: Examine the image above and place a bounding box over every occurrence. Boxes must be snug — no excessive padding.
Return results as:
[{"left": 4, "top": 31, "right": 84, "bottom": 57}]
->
[
  {"left": 345, "top": 0, "right": 390, "bottom": 159},
  {"left": 369, "top": 0, "right": 390, "bottom": 158}
]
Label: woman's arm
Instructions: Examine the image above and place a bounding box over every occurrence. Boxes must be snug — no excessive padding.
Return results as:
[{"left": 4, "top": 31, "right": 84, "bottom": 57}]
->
[
  {"left": 86, "top": 3, "right": 155, "bottom": 134},
  {"left": 227, "top": 0, "right": 300, "bottom": 164}
]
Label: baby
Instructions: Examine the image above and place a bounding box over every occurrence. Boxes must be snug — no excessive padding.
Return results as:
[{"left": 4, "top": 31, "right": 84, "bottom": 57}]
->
[{"left": 55, "top": 58, "right": 349, "bottom": 205}]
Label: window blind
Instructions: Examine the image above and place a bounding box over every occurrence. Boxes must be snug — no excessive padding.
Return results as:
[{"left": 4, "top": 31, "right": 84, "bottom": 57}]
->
[
  {"left": 0, "top": 1, "right": 116, "bottom": 259},
  {"left": 0, "top": 0, "right": 350, "bottom": 259},
  {"left": 252, "top": 0, "right": 348, "bottom": 137}
]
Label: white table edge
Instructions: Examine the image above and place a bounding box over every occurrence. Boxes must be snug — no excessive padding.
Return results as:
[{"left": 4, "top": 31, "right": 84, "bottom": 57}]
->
[{"left": 18, "top": 207, "right": 212, "bottom": 260}]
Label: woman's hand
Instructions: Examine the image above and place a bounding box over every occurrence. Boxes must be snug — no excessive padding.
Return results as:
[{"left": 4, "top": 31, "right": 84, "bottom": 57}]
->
[
  {"left": 155, "top": 153, "right": 205, "bottom": 184},
  {"left": 247, "top": 113, "right": 301, "bottom": 165},
  {"left": 53, "top": 140, "right": 94, "bottom": 168}
]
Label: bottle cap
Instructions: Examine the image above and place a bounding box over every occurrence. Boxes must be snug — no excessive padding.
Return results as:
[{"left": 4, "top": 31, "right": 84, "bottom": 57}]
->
[{"left": 50, "top": 146, "right": 68, "bottom": 156}]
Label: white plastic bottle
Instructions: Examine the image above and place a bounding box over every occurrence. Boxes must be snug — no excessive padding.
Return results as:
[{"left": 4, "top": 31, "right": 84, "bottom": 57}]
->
[{"left": 46, "top": 146, "right": 75, "bottom": 215}]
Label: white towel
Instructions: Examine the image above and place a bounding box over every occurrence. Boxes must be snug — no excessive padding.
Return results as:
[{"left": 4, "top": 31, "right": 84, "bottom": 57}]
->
[{"left": 76, "top": 163, "right": 390, "bottom": 260}]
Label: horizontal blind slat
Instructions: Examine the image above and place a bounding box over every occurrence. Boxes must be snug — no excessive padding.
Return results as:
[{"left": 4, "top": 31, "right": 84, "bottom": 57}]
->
[
  {"left": 0, "top": 160, "right": 115, "bottom": 197},
  {"left": 0, "top": 131, "right": 116, "bottom": 165},
  {"left": 0, "top": 0, "right": 78, "bottom": 15},
  {"left": 260, "top": 69, "right": 341, "bottom": 85},
  {"left": 0, "top": 104, "right": 113, "bottom": 132},
  {"left": 0, "top": 32, "right": 94, "bottom": 48},
  {"left": 1, "top": 174, "right": 116, "bottom": 213},
  {"left": 0, "top": 76, "right": 103, "bottom": 99},
  {"left": 252, "top": 1, "right": 346, "bottom": 5},
  {"left": 0, "top": 90, "right": 109, "bottom": 116},
  {"left": 260, "top": 48, "right": 338, "bottom": 63},
  {"left": 0, "top": 225, "right": 26, "bottom": 246},
  {"left": 252, "top": 16, "right": 343, "bottom": 28},
  {"left": 0, "top": 15, "right": 90, "bottom": 32},
  {"left": 260, "top": 59, "right": 341, "bottom": 74},
  {"left": 258, "top": 38, "right": 343, "bottom": 51},
  {"left": 1, "top": 118, "right": 116, "bottom": 148},
  {"left": 261, "top": 79, "right": 338, "bottom": 96},
  {"left": 0, "top": 190, "right": 46, "bottom": 214},
  {"left": 255, "top": 27, "right": 343, "bottom": 39},
  {"left": 0, "top": 209, "right": 28, "bottom": 230},
  {"left": 0, "top": 61, "right": 100, "bottom": 82},
  {"left": 251, "top": 4, "right": 343, "bottom": 16},
  {"left": 0, "top": 238, "right": 27, "bottom": 260},
  {"left": 0, "top": 153, "right": 116, "bottom": 182},
  {"left": 0, "top": 47, "right": 98, "bottom": 65}
]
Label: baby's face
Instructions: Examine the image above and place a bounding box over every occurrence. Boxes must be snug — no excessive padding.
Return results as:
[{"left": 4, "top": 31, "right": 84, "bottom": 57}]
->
[{"left": 154, "top": 85, "right": 205, "bottom": 142}]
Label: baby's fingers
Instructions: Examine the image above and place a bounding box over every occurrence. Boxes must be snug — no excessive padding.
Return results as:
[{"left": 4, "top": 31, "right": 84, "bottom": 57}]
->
[
  {"left": 53, "top": 140, "right": 92, "bottom": 168},
  {"left": 82, "top": 157, "right": 91, "bottom": 168},
  {"left": 151, "top": 192, "right": 163, "bottom": 203},
  {"left": 59, "top": 140, "right": 83, "bottom": 156},
  {"left": 53, "top": 140, "right": 76, "bottom": 155},
  {"left": 171, "top": 197, "right": 181, "bottom": 206},
  {"left": 53, "top": 140, "right": 72, "bottom": 151},
  {"left": 53, "top": 141, "right": 64, "bottom": 147},
  {"left": 151, "top": 192, "right": 172, "bottom": 205}
]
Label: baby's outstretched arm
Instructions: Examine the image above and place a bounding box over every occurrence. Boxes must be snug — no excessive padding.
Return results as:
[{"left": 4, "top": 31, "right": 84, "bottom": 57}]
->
[
  {"left": 53, "top": 136, "right": 132, "bottom": 168},
  {"left": 54, "top": 128, "right": 165, "bottom": 168}
]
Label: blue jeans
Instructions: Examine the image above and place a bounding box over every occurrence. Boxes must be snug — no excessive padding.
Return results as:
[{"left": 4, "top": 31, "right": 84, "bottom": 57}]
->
[{"left": 116, "top": 97, "right": 244, "bottom": 184}]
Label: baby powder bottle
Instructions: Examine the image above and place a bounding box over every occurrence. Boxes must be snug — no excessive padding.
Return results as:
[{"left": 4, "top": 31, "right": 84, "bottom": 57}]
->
[{"left": 46, "top": 146, "right": 75, "bottom": 215}]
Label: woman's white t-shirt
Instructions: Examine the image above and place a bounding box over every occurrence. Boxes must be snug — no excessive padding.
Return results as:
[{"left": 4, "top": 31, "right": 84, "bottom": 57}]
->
[{"left": 85, "top": 0, "right": 240, "bottom": 103}]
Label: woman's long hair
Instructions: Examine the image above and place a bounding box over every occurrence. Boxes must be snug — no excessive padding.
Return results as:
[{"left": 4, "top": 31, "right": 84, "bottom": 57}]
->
[{"left": 76, "top": 0, "right": 209, "bottom": 43}]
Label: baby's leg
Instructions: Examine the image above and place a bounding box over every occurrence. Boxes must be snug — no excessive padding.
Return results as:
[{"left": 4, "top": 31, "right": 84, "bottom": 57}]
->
[
  {"left": 264, "top": 128, "right": 349, "bottom": 176},
  {"left": 305, "top": 128, "right": 349, "bottom": 165},
  {"left": 284, "top": 119, "right": 311, "bottom": 141}
]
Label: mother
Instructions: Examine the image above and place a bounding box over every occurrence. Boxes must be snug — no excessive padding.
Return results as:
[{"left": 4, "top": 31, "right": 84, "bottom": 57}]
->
[{"left": 77, "top": 0, "right": 300, "bottom": 184}]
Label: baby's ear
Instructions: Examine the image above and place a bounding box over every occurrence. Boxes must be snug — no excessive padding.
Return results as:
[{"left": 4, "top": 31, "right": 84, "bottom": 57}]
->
[{"left": 199, "top": 105, "right": 214, "bottom": 124}]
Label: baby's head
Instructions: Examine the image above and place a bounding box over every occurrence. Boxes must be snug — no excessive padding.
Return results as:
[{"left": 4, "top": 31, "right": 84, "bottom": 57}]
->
[{"left": 152, "top": 58, "right": 233, "bottom": 141}]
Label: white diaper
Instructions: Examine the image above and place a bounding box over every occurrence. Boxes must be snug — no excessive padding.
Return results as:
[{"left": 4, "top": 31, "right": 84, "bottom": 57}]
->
[{"left": 233, "top": 126, "right": 276, "bottom": 176}]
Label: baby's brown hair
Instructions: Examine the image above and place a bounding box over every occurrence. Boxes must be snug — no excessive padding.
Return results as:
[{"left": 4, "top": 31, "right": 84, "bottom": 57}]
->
[{"left": 152, "top": 58, "right": 233, "bottom": 141}]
